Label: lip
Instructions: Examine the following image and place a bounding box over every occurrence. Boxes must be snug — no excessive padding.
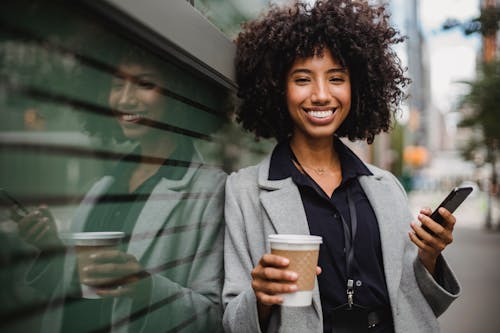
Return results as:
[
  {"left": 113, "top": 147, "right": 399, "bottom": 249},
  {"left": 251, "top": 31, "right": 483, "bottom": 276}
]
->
[
  {"left": 302, "top": 107, "right": 337, "bottom": 125},
  {"left": 116, "top": 111, "right": 148, "bottom": 124}
]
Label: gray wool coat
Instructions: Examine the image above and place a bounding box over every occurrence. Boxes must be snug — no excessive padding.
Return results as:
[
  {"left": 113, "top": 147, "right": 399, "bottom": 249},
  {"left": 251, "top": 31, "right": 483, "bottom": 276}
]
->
[
  {"left": 25, "top": 148, "right": 226, "bottom": 333},
  {"left": 222, "top": 154, "right": 461, "bottom": 333}
]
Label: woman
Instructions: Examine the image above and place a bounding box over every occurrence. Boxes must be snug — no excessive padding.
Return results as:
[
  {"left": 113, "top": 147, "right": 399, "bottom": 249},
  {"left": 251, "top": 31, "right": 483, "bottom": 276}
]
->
[
  {"left": 18, "top": 51, "right": 226, "bottom": 332},
  {"left": 222, "top": 1, "right": 460, "bottom": 333}
]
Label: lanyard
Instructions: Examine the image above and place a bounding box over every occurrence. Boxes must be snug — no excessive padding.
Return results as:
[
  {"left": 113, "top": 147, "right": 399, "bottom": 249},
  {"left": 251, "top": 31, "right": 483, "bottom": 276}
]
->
[{"left": 290, "top": 151, "right": 359, "bottom": 308}]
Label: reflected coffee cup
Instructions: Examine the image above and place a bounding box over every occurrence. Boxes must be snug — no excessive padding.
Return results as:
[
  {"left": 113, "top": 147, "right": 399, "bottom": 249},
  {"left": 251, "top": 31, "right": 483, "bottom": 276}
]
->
[
  {"left": 268, "top": 234, "right": 322, "bottom": 307},
  {"left": 61, "top": 231, "right": 125, "bottom": 299}
]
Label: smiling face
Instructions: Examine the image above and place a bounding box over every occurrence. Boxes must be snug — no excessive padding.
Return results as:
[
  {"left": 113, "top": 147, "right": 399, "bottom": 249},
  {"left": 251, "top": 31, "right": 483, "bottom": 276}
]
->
[
  {"left": 286, "top": 48, "right": 351, "bottom": 143},
  {"left": 108, "top": 63, "right": 167, "bottom": 140}
]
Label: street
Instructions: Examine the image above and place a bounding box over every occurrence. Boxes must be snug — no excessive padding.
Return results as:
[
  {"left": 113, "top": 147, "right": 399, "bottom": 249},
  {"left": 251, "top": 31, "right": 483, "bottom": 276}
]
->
[
  {"left": 438, "top": 227, "right": 500, "bottom": 333},
  {"left": 408, "top": 190, "right": 500, "bottom": 333}
]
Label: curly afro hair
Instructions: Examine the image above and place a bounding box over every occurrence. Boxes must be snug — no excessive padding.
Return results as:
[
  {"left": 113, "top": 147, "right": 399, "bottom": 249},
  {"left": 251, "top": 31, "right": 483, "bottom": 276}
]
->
[{"left": 234, "top": 0, "right": 411, "bottom": 143}]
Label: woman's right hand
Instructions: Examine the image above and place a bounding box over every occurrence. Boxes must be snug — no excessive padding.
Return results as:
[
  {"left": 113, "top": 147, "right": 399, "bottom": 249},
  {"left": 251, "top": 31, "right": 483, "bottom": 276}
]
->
[
  {"left": 251, "top": 254, "right": 321, "bottom": 327},
  {"left": 15, "top": 205, "right": 62, "bottom": 250},
  {"left": 251, "top": 254, "right": 298, "bottom": 307}
]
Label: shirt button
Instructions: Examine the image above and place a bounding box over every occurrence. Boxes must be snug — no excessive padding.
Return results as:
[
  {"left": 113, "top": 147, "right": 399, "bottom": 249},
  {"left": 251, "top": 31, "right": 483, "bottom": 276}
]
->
[
  {"left": 356, "top": 280, "right": 363, "bottom": 287},
  {"left": 333, "top": 213, "right": 339, "bottom": 219}
]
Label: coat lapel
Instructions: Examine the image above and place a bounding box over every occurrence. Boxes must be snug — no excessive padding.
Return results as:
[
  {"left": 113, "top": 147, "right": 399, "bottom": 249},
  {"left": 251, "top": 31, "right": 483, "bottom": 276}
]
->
[
  {"left": 127, "top": 160, "right": 201, "bottom": 261},
  {"left": 358, "top": 169, "right": 406, "bottom": 307},
  {"left": 257, "top": 156, "right": 322, "bottom": 320}
]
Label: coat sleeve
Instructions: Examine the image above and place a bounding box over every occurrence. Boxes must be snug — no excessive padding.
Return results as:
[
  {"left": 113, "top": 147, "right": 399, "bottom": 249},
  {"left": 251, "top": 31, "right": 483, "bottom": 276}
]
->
[
  {"left": 386, "top": 170, "right": 461, "bottom": 317},
  {"left": 413, "top": 254, "right": 461, "bottom": 317},
  {"left": 116, "top": 173, "right": 227, "bottom": 333},
  {"left": 222, "top": 173, "right": 265, "bottom": 333}
]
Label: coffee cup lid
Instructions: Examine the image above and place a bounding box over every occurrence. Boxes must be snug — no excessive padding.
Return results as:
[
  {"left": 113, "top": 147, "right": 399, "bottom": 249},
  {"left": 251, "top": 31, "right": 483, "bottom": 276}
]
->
[
  {"left": 268, "top": 234, "right": 322, "bottom": 245},
  {"left": 60, "top": 231, "right": 125, "bottom": 246},
  {"left": 61, "top": 231, "right": 125, "bottom": 240}
]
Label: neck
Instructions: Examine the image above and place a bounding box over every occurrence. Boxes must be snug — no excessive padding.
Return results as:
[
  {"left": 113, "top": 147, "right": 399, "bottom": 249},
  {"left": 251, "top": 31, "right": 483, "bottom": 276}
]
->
[
  {"left": 138, "top": 134, "right": 177, "bottom": 167},
  {"left": 289, "top": 135, "right": 339, "bottom": 169}
]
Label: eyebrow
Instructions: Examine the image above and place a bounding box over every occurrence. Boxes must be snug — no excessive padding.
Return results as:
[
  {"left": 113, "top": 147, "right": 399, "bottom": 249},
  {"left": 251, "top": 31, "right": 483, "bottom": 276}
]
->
[
  {"left": 289, "top": 67, "right": 348, "bottom": 75},
  {"left": 113, "top": 72, "right": 158, "bottom": 81}
]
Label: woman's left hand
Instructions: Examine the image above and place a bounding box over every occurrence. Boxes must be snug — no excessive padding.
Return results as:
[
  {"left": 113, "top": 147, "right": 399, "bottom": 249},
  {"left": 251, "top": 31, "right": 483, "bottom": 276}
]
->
[
  {"left": 81, "top": 249, "right": 152, "bottom": 301},
  {"left": 409, "top": 207, "right": 455, "bottom": 276}
]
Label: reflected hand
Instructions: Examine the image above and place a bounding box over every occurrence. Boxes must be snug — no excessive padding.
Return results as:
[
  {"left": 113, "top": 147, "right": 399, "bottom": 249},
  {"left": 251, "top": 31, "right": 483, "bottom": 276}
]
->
[
  {"left": 81, "top": 249, "right": 151, "bottom": 301},
  {"left": 409, "top": 207, "right": 455, "bottom": 276},
  {"left": 16, "top": 205, "right": 62, "bottom": 250}
]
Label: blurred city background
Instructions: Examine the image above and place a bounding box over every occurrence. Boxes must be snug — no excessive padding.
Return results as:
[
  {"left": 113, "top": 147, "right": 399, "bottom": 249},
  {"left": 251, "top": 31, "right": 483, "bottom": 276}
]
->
[{"left": 1, "top": 0, "right": 499, "bottom": 332}]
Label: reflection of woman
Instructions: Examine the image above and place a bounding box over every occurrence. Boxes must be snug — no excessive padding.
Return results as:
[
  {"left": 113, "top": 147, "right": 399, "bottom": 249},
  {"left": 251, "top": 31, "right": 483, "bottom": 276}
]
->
[
  {"left": 223, "top": 2, "right": 460, "bottom": 333},
  {"left": 22, "top": 54, "right": 226, "bottom": 332}
]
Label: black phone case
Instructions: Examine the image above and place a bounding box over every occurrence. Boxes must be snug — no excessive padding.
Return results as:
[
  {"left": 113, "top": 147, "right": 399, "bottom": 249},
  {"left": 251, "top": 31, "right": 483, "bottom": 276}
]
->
[{"left": 423, "top": 186, "right": 473, "bottom": 232}]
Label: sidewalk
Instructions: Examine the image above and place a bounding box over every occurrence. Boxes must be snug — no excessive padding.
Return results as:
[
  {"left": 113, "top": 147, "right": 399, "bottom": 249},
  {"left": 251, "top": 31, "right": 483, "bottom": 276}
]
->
[{"left": 408, "top": 190, "right": 500, "bottom": 333}]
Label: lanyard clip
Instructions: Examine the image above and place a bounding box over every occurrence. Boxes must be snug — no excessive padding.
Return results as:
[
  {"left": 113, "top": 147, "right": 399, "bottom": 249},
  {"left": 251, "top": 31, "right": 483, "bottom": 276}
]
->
[{"left": 347, "top": 279, "right": 354, "bottom": 309}]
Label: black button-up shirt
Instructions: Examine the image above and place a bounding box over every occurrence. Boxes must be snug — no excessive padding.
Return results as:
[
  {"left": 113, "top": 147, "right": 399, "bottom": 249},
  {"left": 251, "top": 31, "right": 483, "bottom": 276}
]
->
[{"left": 268, "top": 138, "right": 391, "bottom": 332}]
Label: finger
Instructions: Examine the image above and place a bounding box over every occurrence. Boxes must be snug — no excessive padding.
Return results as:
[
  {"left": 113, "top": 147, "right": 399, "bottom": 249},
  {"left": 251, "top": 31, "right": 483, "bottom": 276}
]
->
[
  {"left": 83, "top": 262, "right": 140, "bottom": 277},
  {"left": 18, "top": 210, "right": 40, "bottom": 230},
  {"left": 96, "top": 286, "right": 130, "bottom": 298},
  {"left": 438, "top": 208, "right": 456, "bottom": 230},
  {"left": 408, "top": 231, "right": 434, "bottom": 253},
  {"left": 316, "top": 266, "right": 322, "bottom": 276},
  {"left": 410, "top": 222, "right": 446, "bottom": 253},
  {"left": 82, "top": 276, "right": 122, "bottom": 287},
  {"left": 252, "top": 265, "right": 298, "bottom": 282},
  {"left": 33, "top": 225, "right": 50, "bottom": 243},
  {"left": 419, "top": 207, "right": 432, "bottom": 216},
  {"left": 252, "top": 278, "right": 297, "bottom": 295},
  {"left": 417, "top": 213, "right": 445, "bottom": 237},
  {"left": 90, "top": 250, "right": 133, "bottom": 263},
  {"left": 260, "top": 254, "right": 290, "bottom": 268},
  {"left": 418, "top": 214, "right": 453, "bottom": 244},
  {"left": 24, "top": 218, "right": 48, "bottom": 240},
  {"left": 255, "top": 291, "right": 283, "bottom": 306}
]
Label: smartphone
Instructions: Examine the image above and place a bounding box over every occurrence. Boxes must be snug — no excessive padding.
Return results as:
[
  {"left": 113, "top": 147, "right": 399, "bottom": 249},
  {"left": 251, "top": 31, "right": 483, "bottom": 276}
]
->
[
  {"left": 0, "top": 188, "right": 29, "bottom": 217},
  {"left": 423, "top": 186, "right": 473, "bottom": 233}
]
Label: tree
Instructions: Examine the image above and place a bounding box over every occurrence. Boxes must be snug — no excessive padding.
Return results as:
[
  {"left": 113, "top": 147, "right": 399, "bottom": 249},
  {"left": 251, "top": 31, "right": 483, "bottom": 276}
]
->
[{"left": 458, "top": 61, "right": 500, "bottom": 229}]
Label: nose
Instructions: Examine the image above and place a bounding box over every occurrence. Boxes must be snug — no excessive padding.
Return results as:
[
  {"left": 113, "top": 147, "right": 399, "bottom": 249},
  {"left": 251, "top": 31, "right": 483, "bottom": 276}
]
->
[
  {"left": 311, "top": 80, "right": 331, "bottom": 105},
  {"left": 117, "top": 81, "right": 138, "bottom": 108}
]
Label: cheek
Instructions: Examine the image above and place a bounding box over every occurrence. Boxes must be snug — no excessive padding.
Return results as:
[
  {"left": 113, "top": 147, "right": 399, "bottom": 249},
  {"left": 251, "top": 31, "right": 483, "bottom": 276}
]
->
[
  {"left": 286, "top": 86, "right": 307, "bottom": 109},
  {"left": 108, "top": 92, "right": 118, "bottom": 108}
]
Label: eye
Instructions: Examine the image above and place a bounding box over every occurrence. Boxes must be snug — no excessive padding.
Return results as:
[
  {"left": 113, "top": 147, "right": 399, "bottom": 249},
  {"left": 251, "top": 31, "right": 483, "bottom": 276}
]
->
[
  {"left": 329, "top": 76, "right": 345, "bottom": 82},
  {"left": 136, "top": 79, "right": 157, "bottom": 90},
  {"left": 294, "top": 77, "right": 311, "bottom": 84},
  {"left": 110, "top": 79, "right": 125, "bottom": 90}
]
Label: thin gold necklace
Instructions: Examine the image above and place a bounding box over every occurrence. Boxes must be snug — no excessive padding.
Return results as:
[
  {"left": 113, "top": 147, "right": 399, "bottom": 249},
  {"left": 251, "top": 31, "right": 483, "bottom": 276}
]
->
[{"left": 300, "top": 164, "right": 333, "bottom": 176}]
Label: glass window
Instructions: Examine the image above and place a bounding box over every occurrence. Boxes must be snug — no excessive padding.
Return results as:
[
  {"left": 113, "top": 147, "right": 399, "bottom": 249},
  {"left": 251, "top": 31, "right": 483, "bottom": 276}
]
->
[{"left": 0, "top": 0, "right": 267, "bottom": 332}]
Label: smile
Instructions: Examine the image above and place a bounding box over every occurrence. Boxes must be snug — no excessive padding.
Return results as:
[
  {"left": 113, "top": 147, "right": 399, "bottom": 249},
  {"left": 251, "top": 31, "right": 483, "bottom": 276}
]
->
[
  {"left": 303, "top": 108, "right": 337, "bottom": 119},
  {"left": 119, "top": 112, "right": 147, "bottom": 122}
]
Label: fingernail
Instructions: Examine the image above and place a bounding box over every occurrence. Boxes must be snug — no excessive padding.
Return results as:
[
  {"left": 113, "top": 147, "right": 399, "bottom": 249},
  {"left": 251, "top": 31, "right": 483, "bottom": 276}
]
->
[
  {"left": 418, "top": 214, "right": 424, "bottom": 220},
  {"left": 289, "top": 284, "right": 298, "bottom": 292},
  {"left": 281, "top": 258, "right": 289, "bottom": 265},
  {"left": 288, "top": 272, "right": 298, "bottom": 280}
]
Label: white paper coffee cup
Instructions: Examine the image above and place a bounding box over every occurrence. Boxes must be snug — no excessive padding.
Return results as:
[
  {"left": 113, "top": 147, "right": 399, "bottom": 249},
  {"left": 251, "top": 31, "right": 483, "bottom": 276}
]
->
[
  {"left": 268, "top": 234, "right": 322, "bottom": 307},
  {"left": 61, "top": 231, "right": 125, "bottom": 299}
]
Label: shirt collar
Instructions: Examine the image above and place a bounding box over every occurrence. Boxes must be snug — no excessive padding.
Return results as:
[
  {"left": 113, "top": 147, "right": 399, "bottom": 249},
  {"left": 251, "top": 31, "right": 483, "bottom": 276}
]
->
[{"left": 268, "top": 137, "right": 372, "bottom": 183}]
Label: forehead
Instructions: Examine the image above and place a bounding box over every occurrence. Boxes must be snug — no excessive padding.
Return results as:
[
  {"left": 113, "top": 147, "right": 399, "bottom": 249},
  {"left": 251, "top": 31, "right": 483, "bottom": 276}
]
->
[
  {"left": 115, "top": 62, "right": 158, "bottom": 76},
  {"left": 289, "top": 49, "right": 344, "bottom": 72}
]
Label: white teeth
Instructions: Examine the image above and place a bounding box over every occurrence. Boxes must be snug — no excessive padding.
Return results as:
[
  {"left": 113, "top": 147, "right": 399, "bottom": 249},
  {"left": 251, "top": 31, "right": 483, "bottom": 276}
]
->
[
  {"left": 307, "top": 110, "right": 333, "bottom": 118},
  {"left": 122, "top": 114, "right": 144, "bottom": 121}
]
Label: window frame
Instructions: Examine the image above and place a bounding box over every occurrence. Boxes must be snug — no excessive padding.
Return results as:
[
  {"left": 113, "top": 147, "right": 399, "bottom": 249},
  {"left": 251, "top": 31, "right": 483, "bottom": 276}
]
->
[{"left": 81, "top": 0, "right": 236, "bottom": 90}]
